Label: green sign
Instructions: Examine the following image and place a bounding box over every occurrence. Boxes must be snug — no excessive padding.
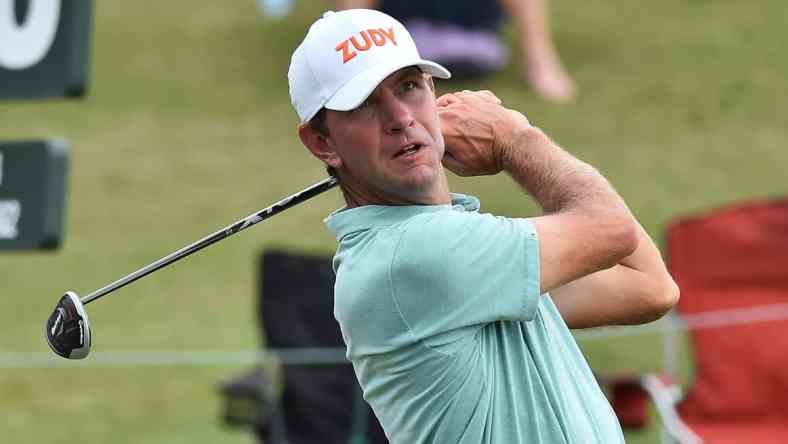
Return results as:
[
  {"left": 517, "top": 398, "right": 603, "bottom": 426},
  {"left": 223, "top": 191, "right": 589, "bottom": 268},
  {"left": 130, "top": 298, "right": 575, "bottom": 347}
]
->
[
  {"left": 0, "top": 0, "right": 92, "bottom": 99},
  {"left": 0, "top": 140, "right": 69, "bottom": 250}
]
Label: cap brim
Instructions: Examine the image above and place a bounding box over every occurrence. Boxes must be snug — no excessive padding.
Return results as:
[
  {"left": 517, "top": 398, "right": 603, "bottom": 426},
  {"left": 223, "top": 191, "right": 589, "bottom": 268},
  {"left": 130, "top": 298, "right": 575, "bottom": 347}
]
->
[{"left": 324, "top": 59, "right": 451, "bottom": 112}]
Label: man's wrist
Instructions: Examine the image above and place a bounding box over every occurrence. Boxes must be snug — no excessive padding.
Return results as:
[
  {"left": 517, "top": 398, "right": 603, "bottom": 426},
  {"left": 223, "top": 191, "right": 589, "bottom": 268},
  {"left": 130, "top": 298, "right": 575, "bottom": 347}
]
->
[{"left": 499, "top": 126, "right": 550, "bottom": 172}]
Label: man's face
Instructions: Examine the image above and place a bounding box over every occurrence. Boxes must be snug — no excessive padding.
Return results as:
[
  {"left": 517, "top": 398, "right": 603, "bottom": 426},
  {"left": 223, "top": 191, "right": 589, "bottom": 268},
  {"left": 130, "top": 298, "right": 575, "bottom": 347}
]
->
[{"left": 319, "top": 67, "right": 448, "bottom": 205}]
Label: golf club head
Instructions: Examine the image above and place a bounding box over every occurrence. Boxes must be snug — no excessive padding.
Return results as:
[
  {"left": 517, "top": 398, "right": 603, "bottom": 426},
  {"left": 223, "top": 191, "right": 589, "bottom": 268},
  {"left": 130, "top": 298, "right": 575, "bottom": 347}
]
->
[{"left": 45, "top": 291, "right": 92, "bottom": 359}]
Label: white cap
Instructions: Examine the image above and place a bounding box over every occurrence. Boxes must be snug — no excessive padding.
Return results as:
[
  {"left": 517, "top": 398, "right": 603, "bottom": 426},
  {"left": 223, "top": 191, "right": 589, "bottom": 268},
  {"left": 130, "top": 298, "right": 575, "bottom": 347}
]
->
[{"left": 288, "top": 9, "right": 451, "bottom": 123}]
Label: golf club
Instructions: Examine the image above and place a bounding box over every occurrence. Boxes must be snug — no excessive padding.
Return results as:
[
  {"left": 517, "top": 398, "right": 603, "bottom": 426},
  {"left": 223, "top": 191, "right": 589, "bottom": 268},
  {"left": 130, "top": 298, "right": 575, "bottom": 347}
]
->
[{"left": 45, "top": 177, "right": 338, "bottom": 359}]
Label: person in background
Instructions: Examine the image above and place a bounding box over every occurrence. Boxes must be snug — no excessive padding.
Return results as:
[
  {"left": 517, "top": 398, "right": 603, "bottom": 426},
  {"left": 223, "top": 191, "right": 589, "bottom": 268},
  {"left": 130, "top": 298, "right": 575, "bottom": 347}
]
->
[{"left": 335, "top": 0, "right": 576, "bottom": 103}]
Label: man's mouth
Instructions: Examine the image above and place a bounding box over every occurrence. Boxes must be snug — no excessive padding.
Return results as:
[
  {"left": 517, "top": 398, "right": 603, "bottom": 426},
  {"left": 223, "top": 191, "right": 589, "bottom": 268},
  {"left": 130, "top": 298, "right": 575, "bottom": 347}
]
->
[{"left": 394, "top": 143, "right": 423, "bottom": 158}]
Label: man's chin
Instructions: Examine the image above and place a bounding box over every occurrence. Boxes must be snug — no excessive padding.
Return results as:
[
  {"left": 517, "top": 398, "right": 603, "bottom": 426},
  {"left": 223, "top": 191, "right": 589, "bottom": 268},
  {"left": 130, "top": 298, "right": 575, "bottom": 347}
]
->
[
  {"left": 391, "top": 169, "right": 449, "bottom": 201},
  {"left": 398, "top": 165, "right": 437, "bottom": 184}
]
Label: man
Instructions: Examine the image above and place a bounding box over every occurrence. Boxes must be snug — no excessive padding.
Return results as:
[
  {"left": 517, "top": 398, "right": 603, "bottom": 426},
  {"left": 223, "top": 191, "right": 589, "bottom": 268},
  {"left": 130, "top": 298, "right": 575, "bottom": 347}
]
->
[{"left": 289, "top": 9, "right": 678, "bottom": 443}]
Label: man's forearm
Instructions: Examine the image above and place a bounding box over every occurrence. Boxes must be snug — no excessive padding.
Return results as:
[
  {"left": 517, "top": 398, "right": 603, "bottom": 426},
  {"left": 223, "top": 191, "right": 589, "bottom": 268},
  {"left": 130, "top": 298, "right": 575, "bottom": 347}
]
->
[
  {"left": 500, "top": 127, "right": 638, "bottom": 289},
  {"left": 437, "top": 90, "right": 639, "bottom": 291},
  {"left": 500, "top": 126, "right": 628, "bottom": 217},
  {"left": 501, "top": 127, "right": 679, "bottom": 327},
  {"left": 552, "top": 222, "right": 680, "bottom": 328}
]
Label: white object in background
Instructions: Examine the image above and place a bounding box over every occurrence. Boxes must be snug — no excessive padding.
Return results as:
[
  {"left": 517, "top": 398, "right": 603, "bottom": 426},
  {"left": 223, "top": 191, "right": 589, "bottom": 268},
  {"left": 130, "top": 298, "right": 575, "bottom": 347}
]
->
[
  {"left": 257, "top": 0, "right": 292, "bottom": 19},
  {"left": 0, "top": 0, "right": 61, "bottom": 69},
  {"left": 0, "top": 199, "right": 21, "bottom": 239}
]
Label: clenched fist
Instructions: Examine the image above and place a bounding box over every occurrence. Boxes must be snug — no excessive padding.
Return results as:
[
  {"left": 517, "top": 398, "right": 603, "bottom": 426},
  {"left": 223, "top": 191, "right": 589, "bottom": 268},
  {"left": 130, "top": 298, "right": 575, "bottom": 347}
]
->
[{"left": 437, "top": 90, "right": 532, "bottom": 177}]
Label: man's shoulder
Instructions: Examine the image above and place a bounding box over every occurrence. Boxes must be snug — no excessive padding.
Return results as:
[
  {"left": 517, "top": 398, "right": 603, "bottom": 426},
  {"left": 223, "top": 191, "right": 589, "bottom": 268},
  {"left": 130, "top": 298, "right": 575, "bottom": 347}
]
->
[
  {"left": 336, "top": 207, "right": 534, "bottom": 268},
  {"left": 396, "top": 209, "right": 534, "bottom": 246},
  {"left": 334, "top": 210, "right": 461, "bottom": 276}
]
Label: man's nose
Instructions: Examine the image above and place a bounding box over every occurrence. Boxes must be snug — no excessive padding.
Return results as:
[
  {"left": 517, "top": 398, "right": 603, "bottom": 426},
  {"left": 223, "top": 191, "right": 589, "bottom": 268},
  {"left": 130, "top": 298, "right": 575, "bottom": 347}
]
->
[{"left": 381, "top": 97, "right": 414, "bottom": 134}]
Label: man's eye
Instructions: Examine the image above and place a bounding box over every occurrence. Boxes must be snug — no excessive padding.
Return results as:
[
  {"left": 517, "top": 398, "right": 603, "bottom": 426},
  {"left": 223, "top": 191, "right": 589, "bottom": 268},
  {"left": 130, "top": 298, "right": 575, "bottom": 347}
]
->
[{"left": 403, "top": 80, "right": 418, "bottom": 91}]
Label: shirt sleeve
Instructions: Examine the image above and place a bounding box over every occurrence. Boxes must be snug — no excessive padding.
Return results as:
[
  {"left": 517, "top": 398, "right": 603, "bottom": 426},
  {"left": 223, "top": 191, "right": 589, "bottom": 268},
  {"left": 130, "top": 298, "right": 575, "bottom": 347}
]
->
[{"left": 389, "top": 210, "right": 542, "bottom": 342}]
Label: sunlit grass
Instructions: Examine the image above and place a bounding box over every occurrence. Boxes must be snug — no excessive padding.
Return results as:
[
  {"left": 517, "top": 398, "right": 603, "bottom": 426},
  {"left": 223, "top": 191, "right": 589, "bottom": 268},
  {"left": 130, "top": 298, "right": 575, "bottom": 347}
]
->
[{"left": 1, "top": 1, "right": 785, "bottom": 442}]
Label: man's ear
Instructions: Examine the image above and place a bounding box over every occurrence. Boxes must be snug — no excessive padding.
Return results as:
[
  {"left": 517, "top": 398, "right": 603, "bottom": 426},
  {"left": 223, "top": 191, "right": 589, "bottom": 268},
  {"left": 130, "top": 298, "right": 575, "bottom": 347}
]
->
[{"left": 298, "top": 123, "right": 343, "bottom": 169}]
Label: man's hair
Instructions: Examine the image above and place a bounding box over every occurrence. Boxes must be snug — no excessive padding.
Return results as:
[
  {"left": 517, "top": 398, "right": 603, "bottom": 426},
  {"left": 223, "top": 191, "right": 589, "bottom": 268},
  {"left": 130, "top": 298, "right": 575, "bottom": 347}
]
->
[
  {"left": 309, "top": 108, "right": 337, "bottom": 178},
  {"left": 310, "top": 107, "right": 329, "bottom": 136}
]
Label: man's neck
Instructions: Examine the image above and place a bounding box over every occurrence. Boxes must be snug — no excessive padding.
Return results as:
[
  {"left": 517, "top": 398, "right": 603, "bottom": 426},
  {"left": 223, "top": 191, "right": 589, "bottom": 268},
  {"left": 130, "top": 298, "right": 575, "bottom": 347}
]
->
[{"left": 339, "top": 178, "right": 452, "bottom": 208}]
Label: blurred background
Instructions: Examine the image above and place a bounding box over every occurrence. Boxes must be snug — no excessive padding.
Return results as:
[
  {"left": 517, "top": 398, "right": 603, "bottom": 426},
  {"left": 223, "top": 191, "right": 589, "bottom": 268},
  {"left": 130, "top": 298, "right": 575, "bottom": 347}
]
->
[{"left": 1, "top": 1, "right": 786, "bottom": 443}]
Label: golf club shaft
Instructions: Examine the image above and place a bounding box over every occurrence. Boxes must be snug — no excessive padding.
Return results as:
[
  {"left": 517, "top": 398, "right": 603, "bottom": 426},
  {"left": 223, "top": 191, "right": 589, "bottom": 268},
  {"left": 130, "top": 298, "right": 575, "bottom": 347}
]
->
[{"left": 81, "top": 177, "right": 339, "bottom": 305}]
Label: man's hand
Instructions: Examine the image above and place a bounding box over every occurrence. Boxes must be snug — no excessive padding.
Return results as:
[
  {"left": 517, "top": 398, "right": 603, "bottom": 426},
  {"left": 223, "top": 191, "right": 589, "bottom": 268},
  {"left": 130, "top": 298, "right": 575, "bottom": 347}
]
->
[{"left": 437, "top": 90, "right": 532, "bottom": 177}]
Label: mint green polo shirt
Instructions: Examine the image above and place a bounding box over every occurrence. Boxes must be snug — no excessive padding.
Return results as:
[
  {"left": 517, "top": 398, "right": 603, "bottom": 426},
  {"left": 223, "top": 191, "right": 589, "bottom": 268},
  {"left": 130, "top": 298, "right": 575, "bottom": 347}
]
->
[{"left": 325, "top": 193, "right": 624, "bottom": 444}]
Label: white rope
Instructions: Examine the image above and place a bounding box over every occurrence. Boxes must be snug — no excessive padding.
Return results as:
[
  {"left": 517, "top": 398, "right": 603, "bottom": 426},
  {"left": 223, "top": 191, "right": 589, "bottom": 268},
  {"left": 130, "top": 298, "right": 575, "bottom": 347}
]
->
[
  {"left": 573, "top": 302, "right": 788, "bottom": 341},
  {"left": 4, "top": 304, "right": 787, "bottom": 368},
  {"left": 0, "top": 347, "right": 348, "bottom": 368}
]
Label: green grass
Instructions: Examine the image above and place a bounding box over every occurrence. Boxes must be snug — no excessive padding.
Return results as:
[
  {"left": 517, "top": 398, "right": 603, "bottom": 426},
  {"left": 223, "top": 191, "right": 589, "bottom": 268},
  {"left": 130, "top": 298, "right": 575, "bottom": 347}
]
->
[{"left": 1, "top": 1, "right": 786, "bottom": 442}]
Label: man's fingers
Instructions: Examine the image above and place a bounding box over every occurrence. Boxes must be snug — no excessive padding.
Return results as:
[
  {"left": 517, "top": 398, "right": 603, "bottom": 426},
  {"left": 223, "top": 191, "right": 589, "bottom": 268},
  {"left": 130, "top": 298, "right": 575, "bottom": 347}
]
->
[
  {"left": 436, "top": 93, "right": 461, "bottom": 107},
  {"left": 467, "top": 90, "right": 502, "bottom": 104},
  {"left": 455, "top": 89, "right": 502, "bottom": 104},
  {"left": 439, "top": 90, "right": 502, "bottom": 111},
  {"left": 441, "top": 151, "right": 469, "bottom": 177},
  {"left": 477, "top": 90, "right": 502, "bottom": 104}
]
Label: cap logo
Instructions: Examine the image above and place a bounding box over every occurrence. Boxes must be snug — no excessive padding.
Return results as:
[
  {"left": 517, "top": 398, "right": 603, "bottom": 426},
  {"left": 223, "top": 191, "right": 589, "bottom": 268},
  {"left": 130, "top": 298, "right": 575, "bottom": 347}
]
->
[{"left": 335, "top": 27, "right": 398, "bottom": 64}]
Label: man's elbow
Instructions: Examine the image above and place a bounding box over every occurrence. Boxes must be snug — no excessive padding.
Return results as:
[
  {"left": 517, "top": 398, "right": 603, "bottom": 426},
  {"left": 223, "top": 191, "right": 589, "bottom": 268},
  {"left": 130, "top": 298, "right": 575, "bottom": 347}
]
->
[
  {"left": 642, "top": 278, "right": 680, "bottom": 322},
  {"left": 658, "top": 278, "right": 681, "bottom": 315}
]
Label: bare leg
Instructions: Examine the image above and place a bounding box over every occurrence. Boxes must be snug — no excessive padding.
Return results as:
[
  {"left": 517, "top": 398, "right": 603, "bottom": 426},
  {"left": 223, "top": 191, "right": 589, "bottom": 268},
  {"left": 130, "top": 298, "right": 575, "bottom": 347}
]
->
[
  {"left": 498, "top": 0, "right": 576, "bottom": 103},
  {"left": 334, "top": 0, "right": 379, "bottom": 9}
]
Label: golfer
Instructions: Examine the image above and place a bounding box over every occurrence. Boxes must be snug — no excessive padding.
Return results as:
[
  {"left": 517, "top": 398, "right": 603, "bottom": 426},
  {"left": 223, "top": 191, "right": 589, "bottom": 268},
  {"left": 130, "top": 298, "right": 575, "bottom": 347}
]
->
[{"left": 289, "top": 9, "right": 678, "bottom": 443}]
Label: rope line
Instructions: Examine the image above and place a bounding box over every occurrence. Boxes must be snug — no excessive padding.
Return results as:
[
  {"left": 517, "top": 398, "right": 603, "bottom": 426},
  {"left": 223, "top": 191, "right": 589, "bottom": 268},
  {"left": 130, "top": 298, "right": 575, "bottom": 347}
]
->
[
  {"left": 5, "top": 304, "right": 788, "bottom": 368},
  {"left": 573, "top": 302, "right": 788, "bottom": 340}
]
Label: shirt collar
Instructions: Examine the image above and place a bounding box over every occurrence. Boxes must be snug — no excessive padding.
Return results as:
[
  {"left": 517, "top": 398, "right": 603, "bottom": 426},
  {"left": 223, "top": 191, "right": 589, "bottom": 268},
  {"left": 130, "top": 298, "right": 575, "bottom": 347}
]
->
[{"left": 325, "top": 193, "right": 480, "bottom": 240}]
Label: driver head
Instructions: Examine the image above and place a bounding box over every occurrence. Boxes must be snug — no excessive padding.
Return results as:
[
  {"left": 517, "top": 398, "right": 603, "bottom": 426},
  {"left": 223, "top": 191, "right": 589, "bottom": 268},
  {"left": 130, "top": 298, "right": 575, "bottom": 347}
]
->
[{"left": 45, "top": 291, "right": 91, "bottom": 359}]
